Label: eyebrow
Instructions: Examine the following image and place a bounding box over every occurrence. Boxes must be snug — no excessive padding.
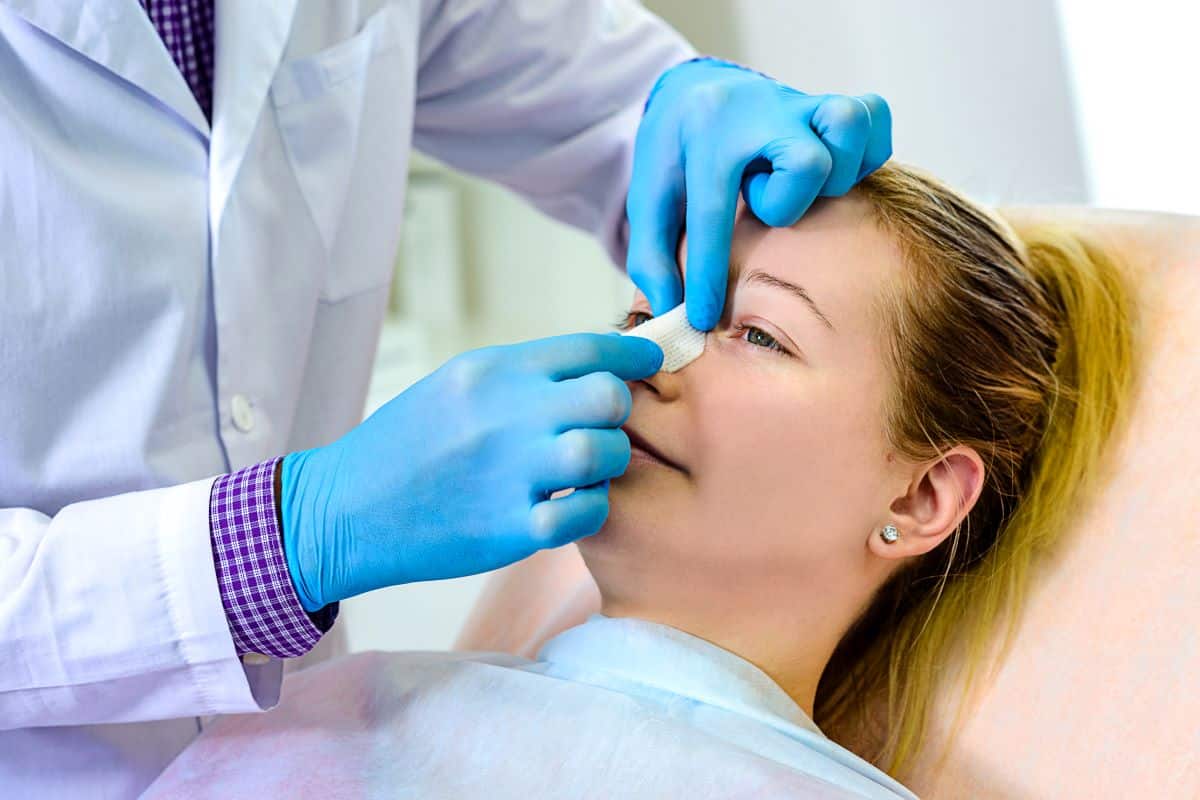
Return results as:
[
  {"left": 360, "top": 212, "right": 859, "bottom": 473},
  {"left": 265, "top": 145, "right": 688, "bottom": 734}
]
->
[{"left": 740, "top": 267, "right": 836, "bottom": 332}]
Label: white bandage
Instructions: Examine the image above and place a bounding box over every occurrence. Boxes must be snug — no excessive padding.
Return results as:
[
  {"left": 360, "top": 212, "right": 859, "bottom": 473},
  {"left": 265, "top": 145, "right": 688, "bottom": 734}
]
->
[{"left": 621, "top": 303, "right": 706, "bottom": 373}]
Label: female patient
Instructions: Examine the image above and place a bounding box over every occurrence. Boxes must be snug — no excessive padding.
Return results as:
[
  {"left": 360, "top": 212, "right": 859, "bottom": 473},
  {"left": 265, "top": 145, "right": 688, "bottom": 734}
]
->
[{"left": 146, "top": 163, "right": 1136, "bottom": 798}]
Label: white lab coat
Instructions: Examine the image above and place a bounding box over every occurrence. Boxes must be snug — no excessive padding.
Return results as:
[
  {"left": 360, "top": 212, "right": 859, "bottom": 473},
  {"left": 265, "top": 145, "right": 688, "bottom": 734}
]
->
[{"left": 0, "top": 0, "right": 693, "bottom": 795}]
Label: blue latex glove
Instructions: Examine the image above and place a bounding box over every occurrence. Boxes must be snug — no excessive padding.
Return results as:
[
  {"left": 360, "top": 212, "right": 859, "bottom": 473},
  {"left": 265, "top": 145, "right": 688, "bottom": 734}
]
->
[
  {"left": 279, "top": 333, "right": 663, "bottom": 612},
  {"left": 626, "top": 57, "right": 893, "bottom": 330}
]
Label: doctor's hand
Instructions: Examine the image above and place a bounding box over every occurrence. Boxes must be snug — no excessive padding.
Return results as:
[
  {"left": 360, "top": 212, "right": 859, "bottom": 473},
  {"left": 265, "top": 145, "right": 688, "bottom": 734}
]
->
[
  {"left": 626, "top": 57, "right": 893, "bottom": 331},
  {"left": 277, "top": 333, "right": 662, "bottom": 612}
]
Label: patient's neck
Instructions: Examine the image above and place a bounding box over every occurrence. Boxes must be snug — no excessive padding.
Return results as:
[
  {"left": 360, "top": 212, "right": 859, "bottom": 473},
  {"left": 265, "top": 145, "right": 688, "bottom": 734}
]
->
[{"left": 598, "top": 575, "right": 870, "bottom": 722}]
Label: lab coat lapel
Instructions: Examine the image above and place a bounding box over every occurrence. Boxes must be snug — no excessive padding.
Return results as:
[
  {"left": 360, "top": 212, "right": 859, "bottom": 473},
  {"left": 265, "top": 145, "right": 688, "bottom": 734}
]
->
[
  {"left": 0, "top": 0, "right": 210, "bottom": 135},
  {"left": 209, "top": 0, "right": 299, "bottom": 242}
]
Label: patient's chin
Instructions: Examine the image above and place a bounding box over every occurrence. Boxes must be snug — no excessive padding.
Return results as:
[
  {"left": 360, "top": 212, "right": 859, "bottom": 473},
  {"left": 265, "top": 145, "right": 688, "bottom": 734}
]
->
[
  {"left": 607, "top": 469, "right": 661, "bottom": 519},
  {"left": 587, "top": 471, "right": 676, "bottom": 551}
]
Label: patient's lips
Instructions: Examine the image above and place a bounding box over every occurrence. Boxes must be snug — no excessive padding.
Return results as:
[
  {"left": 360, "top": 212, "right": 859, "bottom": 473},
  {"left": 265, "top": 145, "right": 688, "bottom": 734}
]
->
[{"left": 623, "top": 426, "right": 687, "bottom": 474}]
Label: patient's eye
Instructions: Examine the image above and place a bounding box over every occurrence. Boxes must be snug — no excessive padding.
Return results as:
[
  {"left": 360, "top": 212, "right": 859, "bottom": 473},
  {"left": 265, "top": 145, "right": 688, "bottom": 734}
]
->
[
  {"left": 735, "top": 323, "right": 787, "bottom": 355},
  {"left": 614, "top": 310, "right": 653, "bottom": 331}
]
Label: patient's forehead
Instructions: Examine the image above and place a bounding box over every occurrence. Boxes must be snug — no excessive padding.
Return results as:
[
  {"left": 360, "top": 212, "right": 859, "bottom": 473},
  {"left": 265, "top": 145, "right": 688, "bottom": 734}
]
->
[{"left": 660, "top": 195, "right": 897, "bottom": 336}]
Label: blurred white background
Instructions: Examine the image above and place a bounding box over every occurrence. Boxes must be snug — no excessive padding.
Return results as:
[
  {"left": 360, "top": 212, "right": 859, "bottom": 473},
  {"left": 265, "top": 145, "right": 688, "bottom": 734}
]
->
[{"left": 342, "top": 0, "right": 1200, "bottom": 654}]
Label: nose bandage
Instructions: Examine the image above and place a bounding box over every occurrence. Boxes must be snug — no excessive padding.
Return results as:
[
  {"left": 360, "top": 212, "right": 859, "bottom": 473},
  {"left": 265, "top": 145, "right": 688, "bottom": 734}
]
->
[{"left": 622, "top": 303, "right": 706, "bottom": 372}]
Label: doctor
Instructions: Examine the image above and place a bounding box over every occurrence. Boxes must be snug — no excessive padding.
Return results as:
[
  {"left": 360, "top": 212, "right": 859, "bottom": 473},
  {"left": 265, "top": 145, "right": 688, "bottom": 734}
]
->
[{"left": 0, "top": 0, "right": 890, "bottom": 796}]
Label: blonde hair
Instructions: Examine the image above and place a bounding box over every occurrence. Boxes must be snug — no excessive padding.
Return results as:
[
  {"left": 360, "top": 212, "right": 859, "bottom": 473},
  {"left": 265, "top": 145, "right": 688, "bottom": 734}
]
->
[{"left": 814, "top": 163, "right": 1139, "bottom": 778}]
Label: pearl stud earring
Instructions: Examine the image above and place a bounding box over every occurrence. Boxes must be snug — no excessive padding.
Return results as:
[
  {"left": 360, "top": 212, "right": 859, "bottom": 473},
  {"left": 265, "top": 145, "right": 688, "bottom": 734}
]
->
[{"left": 879, "top": 524, "right": 900, "bottom": 544}]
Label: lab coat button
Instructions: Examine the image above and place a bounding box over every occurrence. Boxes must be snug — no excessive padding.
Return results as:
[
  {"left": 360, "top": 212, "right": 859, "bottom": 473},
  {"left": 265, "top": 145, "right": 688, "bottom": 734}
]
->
[
  {"left": 231, "top": 394, "right": 255, "bottom": 433},
  {"left": 242, "top": 652, "right": 271, "bottom": 666}
]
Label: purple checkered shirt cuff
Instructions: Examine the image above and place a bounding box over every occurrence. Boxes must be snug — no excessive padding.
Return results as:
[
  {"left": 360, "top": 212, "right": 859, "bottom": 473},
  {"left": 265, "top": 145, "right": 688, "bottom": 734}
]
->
[{"left": 209, "top": 457, "right": 336, "bottom": 658}]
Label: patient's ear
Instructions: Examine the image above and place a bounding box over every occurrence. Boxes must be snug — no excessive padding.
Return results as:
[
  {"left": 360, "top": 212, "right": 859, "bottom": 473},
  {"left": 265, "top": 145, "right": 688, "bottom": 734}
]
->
[{"left": 870, "top": 447, "right": 985, "bottom": 561}]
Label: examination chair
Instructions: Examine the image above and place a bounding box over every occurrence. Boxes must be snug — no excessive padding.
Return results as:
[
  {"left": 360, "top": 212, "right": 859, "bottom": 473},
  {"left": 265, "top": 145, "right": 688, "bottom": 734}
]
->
[{"left": 455, "top": 207, "right": 1200, "bottom": 798}]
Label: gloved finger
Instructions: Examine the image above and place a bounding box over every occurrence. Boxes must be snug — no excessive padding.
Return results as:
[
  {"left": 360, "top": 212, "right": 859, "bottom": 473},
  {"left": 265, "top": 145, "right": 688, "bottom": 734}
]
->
[
  {"left": 682, "top": 145, "right": 742, "bottom": 331},
  {"left": 740, "top": 136, "right": 831, "bottom": 228},
  {"left": 537, "top": 427, "right": 631, "bottom": 492},
  {"left": 527, "top": 332, "right": 663, "bottom": 382},
  {"left": 551, "top": 371, "right": 633, "bottom": 430},
  {"left": 810, "top": 95, "right": 872, "bottom": 196},
  {"left": 528, "top": 481, "right": 611, "bottom": 547},
  {"left": 855, "top": 93, "right": 893, "bottom": 181},
  {"left": 626, "top": 139, "right": 686, "bottom": 316}
]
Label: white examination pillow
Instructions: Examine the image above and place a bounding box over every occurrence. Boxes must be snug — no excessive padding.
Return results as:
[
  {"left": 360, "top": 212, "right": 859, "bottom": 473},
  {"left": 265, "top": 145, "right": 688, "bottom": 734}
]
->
[{"left": 836, "top": 208, "right": 1200, "bottom": 798}]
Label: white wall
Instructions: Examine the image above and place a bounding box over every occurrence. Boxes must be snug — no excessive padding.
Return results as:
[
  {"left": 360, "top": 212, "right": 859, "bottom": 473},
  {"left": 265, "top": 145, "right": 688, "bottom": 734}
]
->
[
  {"left": 343, "top": 0, "right": 1170, "bottom": 654},
  {"left": 648, "top": 0, "right": 1089, "bottom": 204},
  {"left": 1056, "top": 0, "right": 1200, "bottom": 214}
]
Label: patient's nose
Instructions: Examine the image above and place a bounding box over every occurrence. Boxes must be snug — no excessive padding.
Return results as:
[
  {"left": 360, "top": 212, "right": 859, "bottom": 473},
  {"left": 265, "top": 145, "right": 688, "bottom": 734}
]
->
[{"left": 632, "top": 354, "right": 696, "bottom": 401}]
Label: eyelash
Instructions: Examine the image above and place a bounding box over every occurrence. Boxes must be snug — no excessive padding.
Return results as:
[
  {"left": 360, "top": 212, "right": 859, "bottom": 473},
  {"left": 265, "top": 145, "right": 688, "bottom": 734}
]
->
[
  {"left": 614, "top": 311, "right": 790, "bottom": 357},
  {"left": 613, "top": 310, "right": 651, "bottom": 331},
  {"left": 733, "top": 323, "right": 788, "bottom": 356}
]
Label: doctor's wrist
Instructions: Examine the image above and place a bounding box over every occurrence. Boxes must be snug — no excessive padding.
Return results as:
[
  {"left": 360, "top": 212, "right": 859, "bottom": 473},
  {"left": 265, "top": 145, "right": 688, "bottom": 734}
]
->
[{"left": 276, "top": 453, "right": 339, "bottom": 628}]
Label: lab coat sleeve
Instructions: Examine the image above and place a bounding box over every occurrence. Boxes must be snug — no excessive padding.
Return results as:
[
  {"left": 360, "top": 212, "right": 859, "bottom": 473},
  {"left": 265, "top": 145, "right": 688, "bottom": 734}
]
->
[
  {"left": 0, "top": 479, "right": 281, "bottom": 729},
  {"left": 413, "top": 0, "right": 696, "bottom": 266}
]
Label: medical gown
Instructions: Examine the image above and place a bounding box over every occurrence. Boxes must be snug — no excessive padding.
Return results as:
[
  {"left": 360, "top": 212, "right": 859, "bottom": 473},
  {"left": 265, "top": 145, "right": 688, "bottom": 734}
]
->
[{"left": 146, "top": 614, "right": 917, "bottom": 799}]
